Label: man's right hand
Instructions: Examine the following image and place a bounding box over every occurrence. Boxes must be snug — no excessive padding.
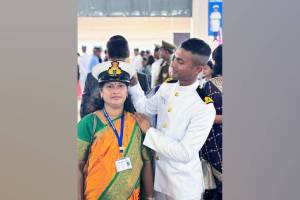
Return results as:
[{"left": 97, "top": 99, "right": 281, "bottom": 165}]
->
[{"left": 130, "top": 73, "right": 139, "bottom": 86}]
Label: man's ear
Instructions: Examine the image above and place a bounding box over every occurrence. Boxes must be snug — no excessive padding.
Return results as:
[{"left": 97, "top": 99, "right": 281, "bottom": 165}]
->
[{"left": 195, "top": 65, "right": 203, "bottom": 73}]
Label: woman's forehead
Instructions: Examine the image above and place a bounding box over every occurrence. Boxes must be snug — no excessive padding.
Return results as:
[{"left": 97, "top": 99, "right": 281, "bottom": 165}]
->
[{"left": 104, "top": 81, "right": 125, "bottom": 86}]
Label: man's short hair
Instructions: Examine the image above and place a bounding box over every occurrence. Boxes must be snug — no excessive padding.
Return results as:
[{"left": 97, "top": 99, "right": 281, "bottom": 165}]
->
[
  {"left": 180, "top": 38, "right": 211, "bottom": 66},
  {"left": 106, "top": 35, "right": 129, "bottom": 59}
]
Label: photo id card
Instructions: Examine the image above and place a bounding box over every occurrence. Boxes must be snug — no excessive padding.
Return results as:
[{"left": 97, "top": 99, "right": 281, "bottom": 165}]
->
[{"left": 115, "top": 157, "right": 132, "bottom": 172}]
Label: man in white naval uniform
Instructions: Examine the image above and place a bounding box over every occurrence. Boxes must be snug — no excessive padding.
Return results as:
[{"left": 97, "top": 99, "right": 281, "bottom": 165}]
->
[{"left": 129, "top": 38, "right": 216, "bottom": 200}]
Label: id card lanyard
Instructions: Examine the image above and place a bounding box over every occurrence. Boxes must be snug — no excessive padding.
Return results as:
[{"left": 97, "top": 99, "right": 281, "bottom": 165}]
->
[{"left": 103, "top": 109, "right": 125, "bottom": 154}]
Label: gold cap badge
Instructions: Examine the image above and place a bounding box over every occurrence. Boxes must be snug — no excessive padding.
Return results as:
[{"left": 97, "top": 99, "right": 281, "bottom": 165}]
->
[{"left": 108, "top": 61, "right": 122, "bottom": 76}]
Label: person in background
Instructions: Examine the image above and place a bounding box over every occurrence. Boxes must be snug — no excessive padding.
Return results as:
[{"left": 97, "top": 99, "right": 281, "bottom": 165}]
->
[
  {"left": 151, "top": 45, "right": 163, "bottom": 88},
  {"left": 132, "top": 48, "right": 143, "bottom": 72},
  {"left": 200, "top": 44, "right": 223, "bottom": 200},
  {"left": 78, "top": 46, "right": 91, "bottom": 93},
  {"left": 153, "top": 45, "right": 160, "bottom": 60},
  {"left": 88, "top": 46, "right": 102, "bottom": 72},
  {"left": 140, "top": 55, "right": 154, "bottom": 89},
  {"left": 145, "top": 50, "right": 151, "bottom": 58},
  {"left": 155, "top": 40, "right": 176, "bottom": 86},
  {"left": 203, "top": 60, "right": 214, "bottom": 81},
  {"left": 81, "top": 46, "right": 87, "bottom": 55},
  {"left": 141, "top": 50, "right": 146, "bottom": 58},
  {"left": 199, "top": 60, "right": 214, "bottom": 87},
  {"left": 103, "top": 49, "right": 109, "bottom": 62},
  {"left": 144, "top": 55, "right": 154, "bottom": 76}
]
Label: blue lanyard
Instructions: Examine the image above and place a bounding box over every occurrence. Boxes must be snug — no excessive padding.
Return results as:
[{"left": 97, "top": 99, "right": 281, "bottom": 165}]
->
[{"left": 103, "top": 109, "right": 125, "bottom": 153}]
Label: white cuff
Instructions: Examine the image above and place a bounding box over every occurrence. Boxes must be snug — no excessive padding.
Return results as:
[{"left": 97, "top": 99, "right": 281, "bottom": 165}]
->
[
  {"left": 143, "top": 127, "right": 158, "bottom": 151},
  {"left": 129, "top": 83, "right": 143, "bottom": 95}
]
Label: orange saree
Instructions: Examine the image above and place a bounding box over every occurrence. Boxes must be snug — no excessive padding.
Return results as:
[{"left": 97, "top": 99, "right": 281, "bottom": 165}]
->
[{"left": 77, "top": 111, "right": 147, "bottom": 200}]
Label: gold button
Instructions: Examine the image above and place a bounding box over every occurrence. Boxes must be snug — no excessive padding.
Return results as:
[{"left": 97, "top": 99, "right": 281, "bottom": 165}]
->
[
  {"left": 174, "top": 92, "right": 179, "bottom": 96},
  {"left": 162, "top": 123, "right": 167, "bottom": 128},
  {"left": 167, "top": 107, "right": 172, "bottom": 112}
]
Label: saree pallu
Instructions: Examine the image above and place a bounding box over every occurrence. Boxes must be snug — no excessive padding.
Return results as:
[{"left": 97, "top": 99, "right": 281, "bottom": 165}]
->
[{"left": 78, "top": 111, "right": 144, "bottom": 200}]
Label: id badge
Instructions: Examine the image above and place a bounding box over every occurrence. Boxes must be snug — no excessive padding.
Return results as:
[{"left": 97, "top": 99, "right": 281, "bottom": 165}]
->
[{"left": 115, "top": 157, "right": 132, "bottom": 172}]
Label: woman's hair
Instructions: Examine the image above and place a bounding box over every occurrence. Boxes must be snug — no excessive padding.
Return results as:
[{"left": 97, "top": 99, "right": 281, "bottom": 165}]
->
[
  {"left": 207, "top": 60, "right": 213, "bottom": 69},
  {"left": 212, "top": 45, "right": 222, "bottom": 76},
  {"left": 97, "top": 82, "right": 136, "bottom": 113}
]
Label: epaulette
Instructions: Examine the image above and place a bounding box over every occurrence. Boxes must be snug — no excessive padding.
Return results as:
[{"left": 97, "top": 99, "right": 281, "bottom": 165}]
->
[
  {"left": 196, "top": 85, "right": 214, "bottom": 104},
  {"left": 165, "top": 78, "right": 178, "bottom": 83}
]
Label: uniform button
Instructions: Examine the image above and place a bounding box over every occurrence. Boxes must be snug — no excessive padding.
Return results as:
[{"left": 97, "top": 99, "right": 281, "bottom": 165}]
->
[
  {"left": 167, "top": 107, "right": 172, "bottom": 112},
  {"left": 174, "top": 92, "right": 179, "bottom": 96},
  {"left": 162, "top": 123, "right": 167, "bottom": 128}
]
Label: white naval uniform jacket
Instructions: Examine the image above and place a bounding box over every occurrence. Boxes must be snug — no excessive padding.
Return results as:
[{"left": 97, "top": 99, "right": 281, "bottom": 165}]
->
[{"left": 129, "top": 80, "right": 216, "bottom": 199}]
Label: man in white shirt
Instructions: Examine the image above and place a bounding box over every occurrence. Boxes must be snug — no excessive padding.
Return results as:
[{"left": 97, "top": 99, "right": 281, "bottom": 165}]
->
[
  {"left": 78, "top": 46, "right": 92, "bottom": 92},
  {"left": 129, "top": 38, "right": 216, "bottom": 200},
  {"left": 131, "top": 48, "right": 143, "bottom": 72}
]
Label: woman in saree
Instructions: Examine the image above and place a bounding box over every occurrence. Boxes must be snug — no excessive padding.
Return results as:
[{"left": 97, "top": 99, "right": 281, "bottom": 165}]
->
[
  {"left": 201, "top": 44, "right": 223, "bottom": 200},
  {"left": 77, "top": 60, "right": 154, "bottom": 200}
]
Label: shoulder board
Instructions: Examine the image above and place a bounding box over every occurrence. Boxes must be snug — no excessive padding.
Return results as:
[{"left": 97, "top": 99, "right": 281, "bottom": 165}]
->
[
  {"left": 196, "top": 85, "right": 214, "bottom": 104},
  {"left": 165, "top": 78, "right": 178, "bottom": 83}
]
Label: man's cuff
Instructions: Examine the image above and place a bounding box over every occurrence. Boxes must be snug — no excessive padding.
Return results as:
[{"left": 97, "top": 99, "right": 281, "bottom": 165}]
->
[
  {"left": 128, "top": 83, "right": 144, "bottom": 99},
  {"left": 143, "top": 127, "right": 158, "bottom": 151}
]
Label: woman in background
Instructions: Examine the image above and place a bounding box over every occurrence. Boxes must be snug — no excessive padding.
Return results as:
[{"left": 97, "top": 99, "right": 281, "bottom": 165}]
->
[{"left": 201, "top": 45, "right": 223, "bottom": 200}]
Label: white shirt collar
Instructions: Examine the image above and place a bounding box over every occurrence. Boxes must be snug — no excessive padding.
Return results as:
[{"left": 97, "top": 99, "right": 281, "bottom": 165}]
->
[{"left": 177, "top": 80, "right": 199, "bottom": 92}]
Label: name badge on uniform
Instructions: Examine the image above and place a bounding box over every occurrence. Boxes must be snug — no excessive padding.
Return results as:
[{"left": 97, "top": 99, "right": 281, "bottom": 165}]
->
[{"left": 115, "top": 157, "right": 132, "bottom": 172}]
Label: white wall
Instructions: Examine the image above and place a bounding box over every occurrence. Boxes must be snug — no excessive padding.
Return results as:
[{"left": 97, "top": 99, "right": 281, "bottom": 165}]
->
[{"left": 78, "top": 0, "right": 220, "bottom": 57}]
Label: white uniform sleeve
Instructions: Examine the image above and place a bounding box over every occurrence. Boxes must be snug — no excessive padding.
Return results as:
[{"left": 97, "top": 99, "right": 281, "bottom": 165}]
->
[
  {"left": 143, "top": 104, "right": 216, "bottom": 163},
  {"left": 128, "top": 83, "right": 162, "bottom": 115}
]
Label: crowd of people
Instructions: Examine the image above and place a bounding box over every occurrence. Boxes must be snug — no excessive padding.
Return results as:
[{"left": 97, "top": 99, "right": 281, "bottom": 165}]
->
[{"left": 77, "top": 35, "right": 223, "bottom": 200}]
